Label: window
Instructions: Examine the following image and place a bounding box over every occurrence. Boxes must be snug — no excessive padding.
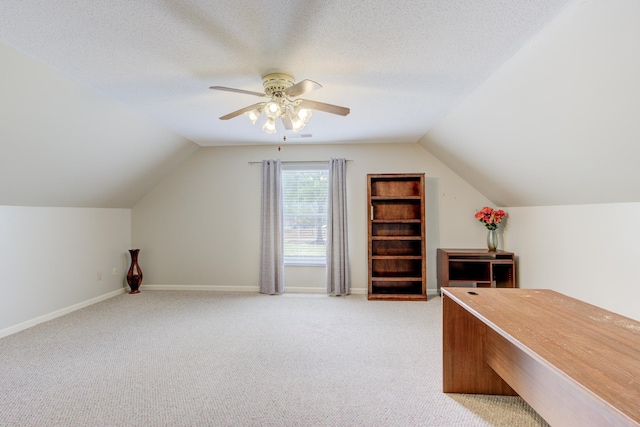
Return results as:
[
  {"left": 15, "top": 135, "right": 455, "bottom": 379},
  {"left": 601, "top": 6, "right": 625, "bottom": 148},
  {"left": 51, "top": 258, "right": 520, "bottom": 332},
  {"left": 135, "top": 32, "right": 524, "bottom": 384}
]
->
[{"left": 282, "top": 163, "right": 328, "bottom": 265}]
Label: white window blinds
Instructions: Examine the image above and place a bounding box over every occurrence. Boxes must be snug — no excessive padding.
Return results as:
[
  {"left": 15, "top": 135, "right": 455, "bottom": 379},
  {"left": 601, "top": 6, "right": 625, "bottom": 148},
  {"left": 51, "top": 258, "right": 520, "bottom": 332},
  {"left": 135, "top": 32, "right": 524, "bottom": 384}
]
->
[{"left": 281, "top": 163, "right": 329, "bottom": 265}]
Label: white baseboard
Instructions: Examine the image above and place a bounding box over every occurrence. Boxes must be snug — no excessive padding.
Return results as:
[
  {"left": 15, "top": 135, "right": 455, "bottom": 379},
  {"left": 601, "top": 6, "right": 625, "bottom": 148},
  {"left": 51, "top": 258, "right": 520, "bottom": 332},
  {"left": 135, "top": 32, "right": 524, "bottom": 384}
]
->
[{"left": 0, "top": 288, "right": 125, "bottom": 339}]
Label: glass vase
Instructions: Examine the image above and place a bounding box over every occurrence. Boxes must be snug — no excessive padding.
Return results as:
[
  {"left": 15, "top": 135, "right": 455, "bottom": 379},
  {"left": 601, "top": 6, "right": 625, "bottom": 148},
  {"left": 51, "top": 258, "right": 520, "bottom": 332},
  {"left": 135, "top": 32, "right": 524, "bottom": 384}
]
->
[{"left": 487, "top": 229, "right": 498, "bottom": 251}]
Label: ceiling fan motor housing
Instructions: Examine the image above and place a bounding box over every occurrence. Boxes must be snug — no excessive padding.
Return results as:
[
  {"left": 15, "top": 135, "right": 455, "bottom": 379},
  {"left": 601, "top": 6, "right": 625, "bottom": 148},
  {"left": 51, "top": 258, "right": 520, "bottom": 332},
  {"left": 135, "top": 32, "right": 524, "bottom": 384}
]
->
[{"left": 262, "top": 73, "right": 295, "bottom": 96}]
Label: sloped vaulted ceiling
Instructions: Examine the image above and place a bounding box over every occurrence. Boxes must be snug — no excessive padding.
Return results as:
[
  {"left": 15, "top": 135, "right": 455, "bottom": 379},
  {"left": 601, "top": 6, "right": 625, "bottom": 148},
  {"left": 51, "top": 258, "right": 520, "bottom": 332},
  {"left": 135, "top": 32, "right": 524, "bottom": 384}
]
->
[
  {"left": 0, "top": 0, "right": 601, "bottom": 208},
  {"left": 0, "top": 42, "right": 198, "bottom": 208},
  {"left": 419, "top": 0, "right": 640, "bottom": 207}
]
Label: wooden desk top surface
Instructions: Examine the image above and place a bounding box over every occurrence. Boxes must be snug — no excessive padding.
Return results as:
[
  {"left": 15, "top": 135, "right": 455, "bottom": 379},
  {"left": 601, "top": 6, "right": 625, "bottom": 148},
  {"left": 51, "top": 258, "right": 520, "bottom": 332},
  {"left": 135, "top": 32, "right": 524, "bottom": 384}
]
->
[{"left": 442, "top": 288, "right": 640, "bottom": 423}]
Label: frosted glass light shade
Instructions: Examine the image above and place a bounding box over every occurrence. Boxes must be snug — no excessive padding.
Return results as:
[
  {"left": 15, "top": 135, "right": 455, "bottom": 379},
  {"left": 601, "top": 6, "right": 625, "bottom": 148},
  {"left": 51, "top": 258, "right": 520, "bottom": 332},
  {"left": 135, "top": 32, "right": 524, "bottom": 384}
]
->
[
  {"left": 244, "top": 109, "right": 260, "bottom": 124},
  {"left": 264, "top": 101, "right": 281, "bottom": 119},
  {"left": 262, "top": 117, "right": 277, "bottom": 134},
  {"left": 297, "top": 108, "right": 311, "bottom": 122}
]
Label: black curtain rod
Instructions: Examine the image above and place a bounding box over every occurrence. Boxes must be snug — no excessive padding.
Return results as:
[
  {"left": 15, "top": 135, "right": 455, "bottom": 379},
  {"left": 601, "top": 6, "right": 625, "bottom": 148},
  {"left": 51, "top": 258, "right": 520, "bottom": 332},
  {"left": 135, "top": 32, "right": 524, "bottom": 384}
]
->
[{"left": 247, "top": 160, "right": 353, "bottom": 165}]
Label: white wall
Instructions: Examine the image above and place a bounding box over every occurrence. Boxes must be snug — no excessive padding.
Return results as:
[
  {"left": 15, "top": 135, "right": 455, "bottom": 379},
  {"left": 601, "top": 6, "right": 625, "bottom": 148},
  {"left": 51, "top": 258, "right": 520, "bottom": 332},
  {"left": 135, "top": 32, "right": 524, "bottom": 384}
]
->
[
  {"left": 132, "top": 142, "right": 493, "bottom": 295},
  {"left": 504, "top": 203, "right": 640, "bottom": 321},
  {"left": 0, "top": 206, "right": 131, "bottom": 336}
]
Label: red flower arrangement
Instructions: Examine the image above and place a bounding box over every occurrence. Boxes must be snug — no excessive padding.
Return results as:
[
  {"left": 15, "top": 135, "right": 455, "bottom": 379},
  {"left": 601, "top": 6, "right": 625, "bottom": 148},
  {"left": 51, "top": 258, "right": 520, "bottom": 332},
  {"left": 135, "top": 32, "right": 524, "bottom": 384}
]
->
[{"left": 474, "top": 206, "right": 507, "bottom": 230}]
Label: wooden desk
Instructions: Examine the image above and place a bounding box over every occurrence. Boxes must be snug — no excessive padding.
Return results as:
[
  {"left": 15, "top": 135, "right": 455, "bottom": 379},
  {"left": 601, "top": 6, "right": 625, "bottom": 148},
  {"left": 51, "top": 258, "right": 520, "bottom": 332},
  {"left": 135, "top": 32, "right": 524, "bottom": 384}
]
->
[{"left": 442, "top": 288, "right": 640, "bottom": 427}]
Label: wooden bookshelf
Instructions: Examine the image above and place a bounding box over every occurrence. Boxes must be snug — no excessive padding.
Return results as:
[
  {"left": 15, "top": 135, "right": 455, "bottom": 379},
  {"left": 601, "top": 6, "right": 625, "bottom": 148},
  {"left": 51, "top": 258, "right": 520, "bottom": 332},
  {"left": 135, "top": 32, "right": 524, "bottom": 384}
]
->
[{"left": 367, "top": 174, "right": 426, "bottom": 300}]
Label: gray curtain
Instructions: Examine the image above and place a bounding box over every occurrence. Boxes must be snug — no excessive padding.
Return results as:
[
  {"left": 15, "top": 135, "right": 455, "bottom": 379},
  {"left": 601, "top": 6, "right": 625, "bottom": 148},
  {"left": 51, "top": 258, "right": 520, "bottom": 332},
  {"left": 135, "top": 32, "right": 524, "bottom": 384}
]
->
[
  {"left": 260, "top": 159, "right": 284, "bottom": 294},
  {"left": 326, "top": 158, "right": 350, "bottom": 296}
]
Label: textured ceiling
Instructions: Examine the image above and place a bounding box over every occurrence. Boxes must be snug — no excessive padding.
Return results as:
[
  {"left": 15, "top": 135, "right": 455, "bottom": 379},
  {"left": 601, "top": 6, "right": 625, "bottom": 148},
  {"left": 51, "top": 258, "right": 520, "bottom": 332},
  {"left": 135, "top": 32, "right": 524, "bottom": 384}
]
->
[{"left": 0, "top": 0, "right": 573, "bottom": 147}]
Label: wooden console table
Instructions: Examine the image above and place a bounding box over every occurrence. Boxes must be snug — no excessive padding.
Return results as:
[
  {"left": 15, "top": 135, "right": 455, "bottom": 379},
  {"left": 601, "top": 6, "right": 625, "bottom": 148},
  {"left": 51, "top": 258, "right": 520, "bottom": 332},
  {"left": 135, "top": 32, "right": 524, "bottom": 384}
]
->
[
  {"left": 437, "top": 249, "right": 515, "bottom": 290},
  {"left": 442, "top": 288, "right": 640, "bottom": 426}
]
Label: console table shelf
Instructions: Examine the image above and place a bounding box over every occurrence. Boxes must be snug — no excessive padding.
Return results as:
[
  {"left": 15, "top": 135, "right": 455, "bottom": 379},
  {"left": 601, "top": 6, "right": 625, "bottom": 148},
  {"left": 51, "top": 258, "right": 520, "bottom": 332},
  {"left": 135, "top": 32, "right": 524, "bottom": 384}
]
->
[{"left": 437, "top": 248, "right": 516, "bottom": 291}]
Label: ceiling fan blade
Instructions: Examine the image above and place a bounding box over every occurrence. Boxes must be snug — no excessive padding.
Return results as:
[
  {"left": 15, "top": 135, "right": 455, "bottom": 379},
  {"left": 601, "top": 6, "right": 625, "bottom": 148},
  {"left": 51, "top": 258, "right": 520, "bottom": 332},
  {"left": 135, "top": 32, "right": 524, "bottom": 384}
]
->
[
  {"left": 210, "top": 86, "right": 266, "bottom": 97},
  {"left": 284, "top": 79, "right": 322, "bottom": 98},
  {"left": 298, "top": 99, "right": 350, "bottom": 116},
  {"left": 281, "top": 116, "right": 293, "bottom": 131},
  {"left": 219, "top": 103, "right": 264, "bottom": 120}
]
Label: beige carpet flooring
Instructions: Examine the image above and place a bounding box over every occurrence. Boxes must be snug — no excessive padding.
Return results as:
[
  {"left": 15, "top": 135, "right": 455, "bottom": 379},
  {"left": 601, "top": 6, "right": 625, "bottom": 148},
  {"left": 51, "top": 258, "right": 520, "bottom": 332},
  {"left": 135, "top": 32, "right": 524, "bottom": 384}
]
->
[{"left": 0, "top": 291, "right": 550, "bottom": 426}]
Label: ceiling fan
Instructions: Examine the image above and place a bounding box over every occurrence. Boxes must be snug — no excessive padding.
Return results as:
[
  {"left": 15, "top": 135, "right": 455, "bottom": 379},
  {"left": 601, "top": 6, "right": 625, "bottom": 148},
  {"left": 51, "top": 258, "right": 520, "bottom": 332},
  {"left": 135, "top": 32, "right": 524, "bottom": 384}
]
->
[{"left": 210, "top": 73, "right": 350, "bottom": 134}]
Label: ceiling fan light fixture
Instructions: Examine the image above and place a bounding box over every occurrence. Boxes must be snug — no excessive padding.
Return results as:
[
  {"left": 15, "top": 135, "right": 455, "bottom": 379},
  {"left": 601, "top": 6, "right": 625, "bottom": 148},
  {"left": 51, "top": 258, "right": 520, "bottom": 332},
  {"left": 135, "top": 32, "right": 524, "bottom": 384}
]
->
[
  {"left": 264, "top": 101, "right": 282, "bottom": 119},
  {"left": 263, "top": 117, "right": 277, "bottom": 134},
  {"left": 244, "top": 106, "right": 263, "bottom": 124},
  {"left": 285, "top": 105, "right": 303, "bottom": 132},
  {"left": 297, "top": 107, "right": 312, "bottom": 123},
  {"left": 211, "top": 73, "right": 349, "bottom": 135},
  {"left": 290, "top": 115, "right": 304, "bottom": 132}
]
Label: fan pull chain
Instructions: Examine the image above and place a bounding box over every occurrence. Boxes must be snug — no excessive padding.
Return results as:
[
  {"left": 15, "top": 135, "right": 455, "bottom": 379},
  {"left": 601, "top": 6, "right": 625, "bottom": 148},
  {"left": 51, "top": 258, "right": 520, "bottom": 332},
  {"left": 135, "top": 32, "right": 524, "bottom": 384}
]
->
[{"left": 278, "top": 135, "right": 287, "bottom": 151}]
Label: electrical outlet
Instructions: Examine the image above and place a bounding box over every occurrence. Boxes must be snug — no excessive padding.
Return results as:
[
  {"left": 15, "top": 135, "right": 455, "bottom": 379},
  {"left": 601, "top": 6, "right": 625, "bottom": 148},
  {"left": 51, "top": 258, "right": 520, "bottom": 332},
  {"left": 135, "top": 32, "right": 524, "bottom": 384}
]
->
[
  {"left": 112, "top": 267, "right": 118, "bottom": 276},
  {"left": 97, "top": 272, "right": 102, "bottom": 281}
]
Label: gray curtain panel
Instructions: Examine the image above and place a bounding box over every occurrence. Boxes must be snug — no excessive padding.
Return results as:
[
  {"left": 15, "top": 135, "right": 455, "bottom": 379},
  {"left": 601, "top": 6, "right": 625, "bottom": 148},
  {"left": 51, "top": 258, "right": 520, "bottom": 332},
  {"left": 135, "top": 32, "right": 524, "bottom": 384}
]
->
[
  {"left": 326, "top": 158, "right": 351, "bottom": 296},
  {"left": 260, "top": 159, "right": 284, "bottom": 294}
]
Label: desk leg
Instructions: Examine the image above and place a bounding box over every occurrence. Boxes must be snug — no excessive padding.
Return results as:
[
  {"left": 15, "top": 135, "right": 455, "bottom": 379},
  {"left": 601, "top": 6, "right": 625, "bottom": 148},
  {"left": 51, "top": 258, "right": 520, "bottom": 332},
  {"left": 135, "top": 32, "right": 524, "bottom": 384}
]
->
[{"left": 442, "top": 293, "right": 517, "bottom": 395}]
